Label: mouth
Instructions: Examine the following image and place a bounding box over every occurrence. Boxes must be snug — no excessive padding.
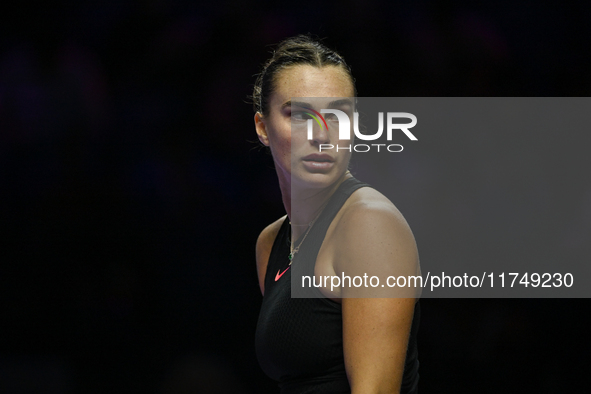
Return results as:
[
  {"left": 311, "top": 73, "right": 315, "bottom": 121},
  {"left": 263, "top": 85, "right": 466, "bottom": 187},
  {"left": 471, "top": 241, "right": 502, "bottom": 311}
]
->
[
  {"left": 301, "top": 154, "right": 335, "bottom": 172},
  {"left": 302, "top": 154, "right": 335, "bottom": 163}
]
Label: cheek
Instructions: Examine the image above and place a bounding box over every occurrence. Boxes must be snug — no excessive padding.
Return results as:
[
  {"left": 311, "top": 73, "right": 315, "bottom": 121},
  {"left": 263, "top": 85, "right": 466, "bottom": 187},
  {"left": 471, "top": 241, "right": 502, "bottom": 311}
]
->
[
  {"left": 279, "top": 138, "right": 292, "bottom": 157},
  {"left": 268, "top": 131, "right": 292, "bottom": 158},
  {"left": 290, "top": 132, "right": 313, "bottom": 155}
]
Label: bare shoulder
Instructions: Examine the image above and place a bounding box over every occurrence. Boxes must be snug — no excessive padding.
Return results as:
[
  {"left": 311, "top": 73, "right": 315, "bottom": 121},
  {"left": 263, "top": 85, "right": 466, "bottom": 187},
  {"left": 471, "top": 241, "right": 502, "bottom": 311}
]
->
[
  {"left": 256, "top": 214, "right": 287, "bottom": 295},
  {"left": 337, "top": 186, "right": 414, "bottom": 236},
  {"left": 333, "top": 187, "right": 419, "bottom": 287}
]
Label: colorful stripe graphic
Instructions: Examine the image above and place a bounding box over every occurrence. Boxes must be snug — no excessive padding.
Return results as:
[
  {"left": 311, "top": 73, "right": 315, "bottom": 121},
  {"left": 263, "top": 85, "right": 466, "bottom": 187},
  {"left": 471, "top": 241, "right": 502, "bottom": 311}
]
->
[{"left": 301, "top": 107, "right": 328, "bottom": 130}]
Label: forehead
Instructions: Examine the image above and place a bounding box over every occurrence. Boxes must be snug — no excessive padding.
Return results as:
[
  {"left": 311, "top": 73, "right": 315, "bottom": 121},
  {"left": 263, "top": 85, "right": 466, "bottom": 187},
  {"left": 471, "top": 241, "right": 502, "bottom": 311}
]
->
[{"left": 271, "top": 65, "right": 355, "bottom": 104}]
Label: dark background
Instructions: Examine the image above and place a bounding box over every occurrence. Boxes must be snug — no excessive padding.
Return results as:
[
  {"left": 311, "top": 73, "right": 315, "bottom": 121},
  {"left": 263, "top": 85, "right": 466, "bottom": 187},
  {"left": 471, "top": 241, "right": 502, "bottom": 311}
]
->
[{"left": 1, "top": 0, "right": 590, "bottom": 393}]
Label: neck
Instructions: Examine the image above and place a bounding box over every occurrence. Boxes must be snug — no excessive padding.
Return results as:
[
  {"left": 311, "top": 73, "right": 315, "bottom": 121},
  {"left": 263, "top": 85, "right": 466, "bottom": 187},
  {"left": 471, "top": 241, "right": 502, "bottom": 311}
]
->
[{"left": 278, "top": 171, "right": 352, "bottom": 242}]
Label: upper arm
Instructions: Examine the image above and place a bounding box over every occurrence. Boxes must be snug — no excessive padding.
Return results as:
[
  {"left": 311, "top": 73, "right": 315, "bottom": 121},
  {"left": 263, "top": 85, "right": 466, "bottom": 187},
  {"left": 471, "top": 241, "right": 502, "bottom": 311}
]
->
[
  {"left": 256, "top": 215, "right": 286, "bottom": 295},
  {"left": 342, "top": 297, "right": 416, "bottom": 393},
  {"left": 336, "top": 203, "right": 419, "bottom": 393}
]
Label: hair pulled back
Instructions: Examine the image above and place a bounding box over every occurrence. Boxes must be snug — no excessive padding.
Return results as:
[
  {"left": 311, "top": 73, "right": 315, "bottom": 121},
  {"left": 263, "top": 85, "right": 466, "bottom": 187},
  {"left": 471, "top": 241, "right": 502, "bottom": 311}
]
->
[{"left": 252, "top": 35, "right": 356, "bottom": 116}]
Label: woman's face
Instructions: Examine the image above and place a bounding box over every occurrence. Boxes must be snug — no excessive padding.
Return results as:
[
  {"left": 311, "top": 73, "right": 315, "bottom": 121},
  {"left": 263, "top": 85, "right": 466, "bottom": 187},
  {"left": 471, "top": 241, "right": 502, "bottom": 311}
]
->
[{"left": 255, "top": 65, "right": 355, "bottom": 190}]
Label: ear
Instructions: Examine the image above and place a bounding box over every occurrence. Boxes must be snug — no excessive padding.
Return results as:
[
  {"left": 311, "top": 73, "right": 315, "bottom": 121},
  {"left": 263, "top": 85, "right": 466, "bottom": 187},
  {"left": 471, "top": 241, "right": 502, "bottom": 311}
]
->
[{"left": 254, "top": 112, "right": 270, "bottom": 146}]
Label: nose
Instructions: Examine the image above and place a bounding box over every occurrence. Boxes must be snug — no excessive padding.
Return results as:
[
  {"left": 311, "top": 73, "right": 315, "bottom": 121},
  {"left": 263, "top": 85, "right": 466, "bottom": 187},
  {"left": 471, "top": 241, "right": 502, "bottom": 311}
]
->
[{"left": 309, "top": 119, "right": 330, "bottom": 145}]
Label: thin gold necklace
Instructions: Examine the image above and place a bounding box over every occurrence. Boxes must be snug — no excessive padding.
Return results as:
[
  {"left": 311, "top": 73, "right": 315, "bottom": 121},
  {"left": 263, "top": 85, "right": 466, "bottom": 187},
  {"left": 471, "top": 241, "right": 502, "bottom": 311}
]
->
[
  {"left": 288, "top": 202, "right": 327, "bottom": 264},
  {"left": 288, "top": 171, "right": 351, "bottom": 263}
]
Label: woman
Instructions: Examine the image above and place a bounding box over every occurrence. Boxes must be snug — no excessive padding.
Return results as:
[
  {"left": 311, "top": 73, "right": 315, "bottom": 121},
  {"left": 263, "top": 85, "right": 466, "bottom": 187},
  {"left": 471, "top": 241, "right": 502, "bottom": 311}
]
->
[{"left": 253, "top": 35, "right": 420, "bottom": 394}]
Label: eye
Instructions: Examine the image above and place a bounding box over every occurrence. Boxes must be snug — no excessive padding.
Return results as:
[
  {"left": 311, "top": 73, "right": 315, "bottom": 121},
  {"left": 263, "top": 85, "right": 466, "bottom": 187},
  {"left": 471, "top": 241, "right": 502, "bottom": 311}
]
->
[
  {"left": 291, "top": 111, "right": 314, "bottom": 122},
  {"left": 324, "top": 113, "right": 339, "bottom": 122}
]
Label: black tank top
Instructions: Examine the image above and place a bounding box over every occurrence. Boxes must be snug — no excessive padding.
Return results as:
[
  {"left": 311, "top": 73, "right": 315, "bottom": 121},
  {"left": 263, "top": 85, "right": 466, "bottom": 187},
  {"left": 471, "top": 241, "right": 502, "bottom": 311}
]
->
[{"left": 255, "top": 177, "right": 420, "bottom": 394}]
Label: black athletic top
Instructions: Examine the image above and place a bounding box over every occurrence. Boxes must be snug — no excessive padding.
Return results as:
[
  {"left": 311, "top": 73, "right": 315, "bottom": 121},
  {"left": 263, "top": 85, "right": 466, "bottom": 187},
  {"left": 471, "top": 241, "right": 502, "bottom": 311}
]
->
[{"left": 255, "top": 177, "right": 420, "bottom": 394}]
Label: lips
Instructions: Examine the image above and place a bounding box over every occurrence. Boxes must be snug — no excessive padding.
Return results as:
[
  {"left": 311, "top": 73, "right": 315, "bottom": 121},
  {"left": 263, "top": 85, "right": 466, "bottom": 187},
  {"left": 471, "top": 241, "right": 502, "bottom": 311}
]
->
[
  {"left": 302, "top": 154, "right": 335, "bottom": 163},
  {"left": 301, "top": 153, "right": 335, "bottom": 172}
]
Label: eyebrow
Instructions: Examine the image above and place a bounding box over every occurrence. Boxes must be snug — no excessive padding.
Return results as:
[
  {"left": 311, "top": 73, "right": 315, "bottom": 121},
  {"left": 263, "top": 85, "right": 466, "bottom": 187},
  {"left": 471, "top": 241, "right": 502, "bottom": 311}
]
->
[{"left": 283, "top": 98, "right": 354, "bottom": 110}]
